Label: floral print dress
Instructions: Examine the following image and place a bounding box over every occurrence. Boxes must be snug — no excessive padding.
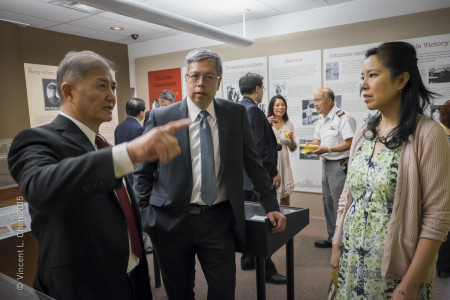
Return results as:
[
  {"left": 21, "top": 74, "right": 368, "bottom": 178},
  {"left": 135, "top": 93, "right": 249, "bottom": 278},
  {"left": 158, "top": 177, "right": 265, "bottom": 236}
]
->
[{"left": 337, "top": 139, "right": 431, "bottom": 299}]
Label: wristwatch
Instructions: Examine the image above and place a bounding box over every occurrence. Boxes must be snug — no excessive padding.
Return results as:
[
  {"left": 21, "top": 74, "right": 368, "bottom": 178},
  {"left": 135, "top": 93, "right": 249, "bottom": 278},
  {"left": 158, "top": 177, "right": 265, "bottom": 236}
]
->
[{"left": 328, "top": 146, "right": 333, "bottom": 153}]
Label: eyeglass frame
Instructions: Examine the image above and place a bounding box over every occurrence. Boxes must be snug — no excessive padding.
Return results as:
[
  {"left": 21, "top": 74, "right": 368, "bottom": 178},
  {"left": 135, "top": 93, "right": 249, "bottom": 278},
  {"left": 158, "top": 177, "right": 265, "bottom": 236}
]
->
[{"left": 185, "top": 73, "right": 221, "bottom": 84}]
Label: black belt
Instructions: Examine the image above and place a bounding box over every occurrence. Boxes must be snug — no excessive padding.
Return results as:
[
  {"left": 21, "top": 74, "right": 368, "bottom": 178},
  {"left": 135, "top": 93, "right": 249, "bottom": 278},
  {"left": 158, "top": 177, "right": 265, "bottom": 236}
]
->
[{"left": 188, "top": 201, "right": 229, "bottom": 215}]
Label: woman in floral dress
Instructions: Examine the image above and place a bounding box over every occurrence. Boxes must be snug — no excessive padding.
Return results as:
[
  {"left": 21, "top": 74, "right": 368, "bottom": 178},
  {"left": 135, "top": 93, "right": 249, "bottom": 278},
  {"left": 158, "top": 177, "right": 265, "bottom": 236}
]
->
[
  {"left": 331, "top": 42, "right": 450, "bottom": 300},
  {"left": 267, "top": 95, "right": 298, "bottom": 205}
]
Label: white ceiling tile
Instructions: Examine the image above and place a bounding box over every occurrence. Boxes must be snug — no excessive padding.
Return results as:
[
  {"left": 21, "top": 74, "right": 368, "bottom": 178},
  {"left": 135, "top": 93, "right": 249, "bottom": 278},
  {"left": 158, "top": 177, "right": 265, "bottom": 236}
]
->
[
  {"left": 47, "top": 23, "right": 124, "bottom": 42},
  {"left": 208, "top": 18, "right": 240, "bottom": 27},
  {"left": 133, "top": 0, "right": 229, "bottom": 23},
  {"left": 0, "top": 0, "right": 418, "bottom": 46},
  {"left": 68, "top": 15, "right": 159, "bottom": 36},
  {"left": 0, "top": 9, "right": 59, "bottom": 28},
  {"left": 276, "top": 1, "right": 328, "bottom": 14},
  {"left": 1, "top": 0, "right": 91, "bottom": 22},
  {"left": 98, "top": 12, "right": 174, "bottom": 31}
]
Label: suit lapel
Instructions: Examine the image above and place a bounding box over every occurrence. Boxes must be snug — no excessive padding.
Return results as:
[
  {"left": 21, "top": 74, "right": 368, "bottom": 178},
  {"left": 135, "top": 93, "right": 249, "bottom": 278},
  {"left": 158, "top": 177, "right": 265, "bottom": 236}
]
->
[
  {"left": 175, "top": 99, "right": 192, "bottom": 174},
  {"left": 214, "top": 99, "right": 228, "bottom": 174},
  {"left": 53, "top": 115, "right": 95, "bottom": 153}
]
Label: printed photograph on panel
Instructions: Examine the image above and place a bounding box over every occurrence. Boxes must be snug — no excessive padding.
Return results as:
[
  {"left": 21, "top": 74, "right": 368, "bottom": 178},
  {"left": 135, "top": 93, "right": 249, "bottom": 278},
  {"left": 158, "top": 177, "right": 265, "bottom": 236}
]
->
[
  {"left": 302, "top": 100, "right": 319, "bottom": 125},
  {"left": 226, "top": 85, "right": 240, "bottom": 102},
  {"left": 429, "top": 65, "right": 450, "bottom": 84},
  {"left": 326, "top": 62, "right": 339, "bottom": 81},
  {"left": 42, "top": 79, "right": 61, "bottom": 110},
  {"left": 429, "top": 104, "right": 441, "bottom": 123}
]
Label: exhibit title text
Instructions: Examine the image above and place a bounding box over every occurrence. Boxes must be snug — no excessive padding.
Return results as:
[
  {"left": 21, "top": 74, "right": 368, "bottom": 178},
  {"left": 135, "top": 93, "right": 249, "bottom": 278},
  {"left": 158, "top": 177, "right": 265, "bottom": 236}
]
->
[
  {"left": 27, "top": 67, "right": 56, "bottom": 76},
  {"left": 152, "top": 74, "right": 176, "bottom": 88},
  {"left": 226, "top": 63, "right": 263, "bottom": 70}
]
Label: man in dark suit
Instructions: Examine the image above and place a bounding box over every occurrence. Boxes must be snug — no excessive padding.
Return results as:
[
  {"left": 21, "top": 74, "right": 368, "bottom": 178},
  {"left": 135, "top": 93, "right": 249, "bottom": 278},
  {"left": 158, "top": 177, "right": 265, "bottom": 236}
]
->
[
  {"left": 133, "top": 48, "right": 286, "bottom": 300},
  {"left": 238, "top": 72, "right": 287, "bottom": 284},
  {"left": 115, "top": 97, "right": 146, "bottom": 145},
  {"left": 143, "top": 90, "right": 175, "bottom": 128},
  {"left": 7, "top": 50, "right": 189, "bottom": 300},
  {"left": 115, "top": 97, "right": 146, "bottom": 186}
]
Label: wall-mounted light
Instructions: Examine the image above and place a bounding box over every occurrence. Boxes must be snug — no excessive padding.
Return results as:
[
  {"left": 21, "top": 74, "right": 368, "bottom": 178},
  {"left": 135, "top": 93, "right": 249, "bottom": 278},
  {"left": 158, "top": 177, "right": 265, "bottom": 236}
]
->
[{"left": 73, "top": 0, "right": 253, "bottom": 47}]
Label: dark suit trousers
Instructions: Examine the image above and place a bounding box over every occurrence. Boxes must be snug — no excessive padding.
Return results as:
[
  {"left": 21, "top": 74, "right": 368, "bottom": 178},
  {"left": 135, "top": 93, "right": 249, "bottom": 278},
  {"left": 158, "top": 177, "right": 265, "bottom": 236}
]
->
[
  {"left": 150, "top": 202, "right": 236, "bottom": 300},
  {"left": 35, "top": 259, "right": 152, "bottom": 300}
]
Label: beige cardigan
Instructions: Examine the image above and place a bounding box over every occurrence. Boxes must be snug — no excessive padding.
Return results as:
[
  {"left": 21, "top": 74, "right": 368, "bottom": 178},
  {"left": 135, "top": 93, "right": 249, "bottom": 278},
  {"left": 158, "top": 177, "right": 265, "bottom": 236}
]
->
[{"left": 333, "top": 115, "right": 450, "bottom": 282}]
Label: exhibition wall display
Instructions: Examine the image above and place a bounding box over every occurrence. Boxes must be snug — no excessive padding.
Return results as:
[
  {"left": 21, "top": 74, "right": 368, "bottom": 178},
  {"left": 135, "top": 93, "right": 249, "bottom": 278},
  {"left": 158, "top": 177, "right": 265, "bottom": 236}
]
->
[
  {"left": 268, "top": 51, "right": 322, "bottom": 193},
  {"left": 172, "top": 33, "right": 450, "bottom": 193},
  {"left": 23, "top": 63, "right": 119, "bottom": 144}
]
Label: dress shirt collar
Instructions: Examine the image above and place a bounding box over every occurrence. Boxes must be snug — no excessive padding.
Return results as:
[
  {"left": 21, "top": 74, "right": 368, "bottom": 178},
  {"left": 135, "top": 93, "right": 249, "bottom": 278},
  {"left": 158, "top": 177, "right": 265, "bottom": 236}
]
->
[
  {"left": 59, "top": 111, "right": 97, "bottom": 148},
  {"left": 324, "top": 105, "right": 338, "bottom": 120},
  {"left": 187, "top": 97, "right": 217, "bottom": 122}
]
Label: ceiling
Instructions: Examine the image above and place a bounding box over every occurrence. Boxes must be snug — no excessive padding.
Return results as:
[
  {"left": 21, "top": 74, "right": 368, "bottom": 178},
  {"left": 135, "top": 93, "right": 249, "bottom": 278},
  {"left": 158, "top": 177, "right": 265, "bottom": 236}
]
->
[{"left": 0, "top": 0, "right": 354, "bottom": 45}]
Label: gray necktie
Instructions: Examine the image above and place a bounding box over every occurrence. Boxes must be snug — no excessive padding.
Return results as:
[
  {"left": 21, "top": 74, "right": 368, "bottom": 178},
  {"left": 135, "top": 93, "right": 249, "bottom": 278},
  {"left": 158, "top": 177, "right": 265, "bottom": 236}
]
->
[{"left": 199, "top": 110, "right": 217, "bottom": 206}]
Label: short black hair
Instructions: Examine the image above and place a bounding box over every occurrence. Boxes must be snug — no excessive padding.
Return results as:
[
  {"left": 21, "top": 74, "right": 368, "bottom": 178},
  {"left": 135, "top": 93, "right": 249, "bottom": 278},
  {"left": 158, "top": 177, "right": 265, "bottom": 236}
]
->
[
  {"left": 125, "top": 98, "right": 145, "bottom": 117},
  {"left": 239, "top": 72, "right": 263, "bottom": 95}
]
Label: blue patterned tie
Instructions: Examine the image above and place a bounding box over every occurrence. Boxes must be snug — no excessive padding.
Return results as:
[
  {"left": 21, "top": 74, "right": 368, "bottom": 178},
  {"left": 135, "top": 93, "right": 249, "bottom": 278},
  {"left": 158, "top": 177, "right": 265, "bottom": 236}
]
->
[{"left": 199, "top": 110, "right": 217, "bottom": 206}]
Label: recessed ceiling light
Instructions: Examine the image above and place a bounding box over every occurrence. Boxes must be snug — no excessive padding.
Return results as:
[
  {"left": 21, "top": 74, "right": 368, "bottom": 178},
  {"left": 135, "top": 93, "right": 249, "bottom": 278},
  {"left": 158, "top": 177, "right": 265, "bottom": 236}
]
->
[{"left": 111, "top": 26, "right": 124, "bottom": 31}]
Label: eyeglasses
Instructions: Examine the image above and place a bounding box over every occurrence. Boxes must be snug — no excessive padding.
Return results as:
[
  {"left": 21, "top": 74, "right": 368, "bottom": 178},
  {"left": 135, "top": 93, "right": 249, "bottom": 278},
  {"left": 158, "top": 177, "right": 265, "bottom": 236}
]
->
[{"left": 186, "top": 73, "right": 220, "bottom": 83}]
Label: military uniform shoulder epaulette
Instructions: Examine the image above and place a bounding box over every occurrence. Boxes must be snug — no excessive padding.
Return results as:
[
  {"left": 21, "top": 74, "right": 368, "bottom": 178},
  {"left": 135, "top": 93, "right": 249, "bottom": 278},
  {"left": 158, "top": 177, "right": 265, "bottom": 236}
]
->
[{"left": 336, "top": 110, "right": 345, "bottom": 117}]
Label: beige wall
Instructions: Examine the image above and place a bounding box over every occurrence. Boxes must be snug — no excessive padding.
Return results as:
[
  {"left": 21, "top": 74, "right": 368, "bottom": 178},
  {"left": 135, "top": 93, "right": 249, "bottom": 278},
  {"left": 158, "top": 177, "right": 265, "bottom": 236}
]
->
[
  {"left": 134, "top": 8, "right": 450, "bottom": 218},
  {"left": 0, "top": 21, "right": 133, "bottom": 139}
]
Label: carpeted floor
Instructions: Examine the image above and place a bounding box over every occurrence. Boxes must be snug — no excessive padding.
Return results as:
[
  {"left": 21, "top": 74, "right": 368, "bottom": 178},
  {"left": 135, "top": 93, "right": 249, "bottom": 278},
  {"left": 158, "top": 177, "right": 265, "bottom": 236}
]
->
[{"left": 146, "top": 218, "right": 450, "bottom": 300}]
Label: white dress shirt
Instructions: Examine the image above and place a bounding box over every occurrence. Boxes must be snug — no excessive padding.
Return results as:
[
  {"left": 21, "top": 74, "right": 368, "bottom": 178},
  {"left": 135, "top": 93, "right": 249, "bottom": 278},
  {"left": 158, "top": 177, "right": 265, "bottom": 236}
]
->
[{"left": 186, "top": 98, "right": 226, "bottom": 205}]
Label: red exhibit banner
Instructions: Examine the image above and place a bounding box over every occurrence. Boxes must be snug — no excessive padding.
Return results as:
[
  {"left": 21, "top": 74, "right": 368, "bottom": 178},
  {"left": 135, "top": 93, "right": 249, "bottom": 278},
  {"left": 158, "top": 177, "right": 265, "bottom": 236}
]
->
[{"left": 148, "top": 68, "right": 183, "bottom": 109}]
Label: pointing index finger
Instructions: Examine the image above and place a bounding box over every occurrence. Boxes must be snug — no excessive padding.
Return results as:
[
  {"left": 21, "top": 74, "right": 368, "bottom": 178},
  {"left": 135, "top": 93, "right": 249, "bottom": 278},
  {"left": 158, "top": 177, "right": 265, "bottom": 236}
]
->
[{"left": 162, "top": 118, "right": 191, "bottom": 134}]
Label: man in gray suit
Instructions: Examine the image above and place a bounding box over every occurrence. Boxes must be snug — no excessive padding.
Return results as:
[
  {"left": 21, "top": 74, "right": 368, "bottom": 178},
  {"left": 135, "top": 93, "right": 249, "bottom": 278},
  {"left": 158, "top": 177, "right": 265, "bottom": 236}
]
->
[{"left": 133, "top": 48, "right": 286, "bottom": 300}]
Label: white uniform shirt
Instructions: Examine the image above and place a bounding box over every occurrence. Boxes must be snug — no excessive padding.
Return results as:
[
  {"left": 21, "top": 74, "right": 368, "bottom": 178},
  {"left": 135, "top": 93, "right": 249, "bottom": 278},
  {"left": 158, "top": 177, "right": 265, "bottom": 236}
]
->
[
  {"left": 313, "top": 105, "right": 356, "bottom": 160},
  {"left": 186, "top": 97, "right": 226, "bottom": 205}
]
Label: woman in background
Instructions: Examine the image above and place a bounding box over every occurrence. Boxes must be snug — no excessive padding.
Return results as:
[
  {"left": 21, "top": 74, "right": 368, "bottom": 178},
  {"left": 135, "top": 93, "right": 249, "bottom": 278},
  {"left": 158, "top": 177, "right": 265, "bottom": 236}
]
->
[
  {"left": 267, "top": 95, "right": 297, "bottom": 205},
  {"left": 331, "top": 42, "right": 450, "bottom": 299},
  {"left": 436, "top": 99, "right": 450, "bottom": 279}
]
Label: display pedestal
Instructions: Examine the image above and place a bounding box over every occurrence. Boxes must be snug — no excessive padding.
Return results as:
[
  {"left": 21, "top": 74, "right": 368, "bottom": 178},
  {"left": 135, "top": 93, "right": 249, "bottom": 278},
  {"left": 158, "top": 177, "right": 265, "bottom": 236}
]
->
[{"left": 237, "top": 202, "right": 309, "bottom": 300}]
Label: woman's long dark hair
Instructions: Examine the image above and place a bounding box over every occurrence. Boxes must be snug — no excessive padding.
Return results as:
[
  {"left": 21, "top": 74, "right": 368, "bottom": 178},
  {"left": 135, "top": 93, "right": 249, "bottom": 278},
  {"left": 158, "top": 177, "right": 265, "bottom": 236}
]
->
[
  {"left": 364, "top": 42, "right": 437, "bottom": 149},
  {"left": 267, "top": 95, "right": 289, "bottom": 122}
]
